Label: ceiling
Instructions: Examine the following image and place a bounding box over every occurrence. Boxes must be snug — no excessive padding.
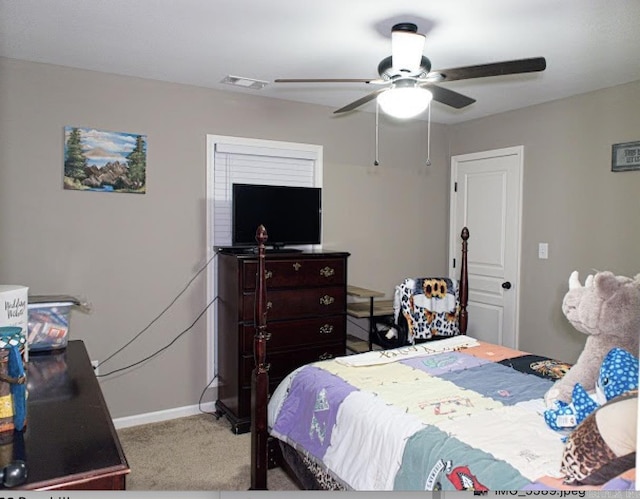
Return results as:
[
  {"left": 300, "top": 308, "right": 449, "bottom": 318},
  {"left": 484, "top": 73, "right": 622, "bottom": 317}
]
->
[{"left": 1, "top": 0, "right": 639, "bottom": 124}]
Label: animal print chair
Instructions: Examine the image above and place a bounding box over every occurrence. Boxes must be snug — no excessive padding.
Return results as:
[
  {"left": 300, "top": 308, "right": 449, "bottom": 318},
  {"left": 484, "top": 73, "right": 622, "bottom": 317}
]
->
[{"left": 372, "top": 277, "right": 463, "bottom": 349}]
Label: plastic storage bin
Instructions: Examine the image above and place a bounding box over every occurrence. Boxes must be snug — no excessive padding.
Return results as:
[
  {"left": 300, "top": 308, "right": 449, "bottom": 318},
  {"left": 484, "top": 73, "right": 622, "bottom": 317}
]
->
[{"left": 27, "top": 295, "right": 80, "bottom": 352}]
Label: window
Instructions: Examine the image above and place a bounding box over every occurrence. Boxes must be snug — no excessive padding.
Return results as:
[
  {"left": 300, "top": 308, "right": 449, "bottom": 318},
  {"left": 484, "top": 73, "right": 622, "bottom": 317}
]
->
[{"left": 205, "top": 135, "right": 323, "bottom": 382}]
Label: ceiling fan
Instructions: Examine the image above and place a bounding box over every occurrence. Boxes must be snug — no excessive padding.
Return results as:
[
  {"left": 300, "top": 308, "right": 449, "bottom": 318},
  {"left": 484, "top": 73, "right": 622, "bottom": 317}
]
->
[{"left": 275, "top": 23, "right": 546, "bottom": 119}]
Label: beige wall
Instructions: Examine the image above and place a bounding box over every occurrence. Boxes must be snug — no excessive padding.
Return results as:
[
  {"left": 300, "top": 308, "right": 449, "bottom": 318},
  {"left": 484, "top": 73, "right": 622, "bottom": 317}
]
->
[
  {"left": 0, "top": 57, "right": 450, "bottom": 419},
  {"left": 2, "top": 56, "right": 638, "bottom": 419},
  {"left": 449, "top": 80, "right": 640, "bottom": 362}
]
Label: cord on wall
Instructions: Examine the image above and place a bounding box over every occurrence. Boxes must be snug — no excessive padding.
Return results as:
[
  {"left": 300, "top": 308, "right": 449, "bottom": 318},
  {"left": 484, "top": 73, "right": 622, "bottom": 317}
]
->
[
  {"left": 374, "top": 101, "right": 380, "bottom": 166},
  {"left": 198, "top": 372, "right": 220, "bottom": 417},
  {"left": 97, "top": 251, "right": 219, "bottom": 370},
  {"left": 96, "top": 295, "right": 218, "bottom": 378}
]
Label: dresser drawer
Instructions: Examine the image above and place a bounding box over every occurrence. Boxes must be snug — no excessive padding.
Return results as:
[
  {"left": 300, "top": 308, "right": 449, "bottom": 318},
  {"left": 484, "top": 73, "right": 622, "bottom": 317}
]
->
[
  {"left": 240, "top": 343, "right": 346, "bottom": 386},
  {"left": 240, "top": 315, "right": 345, "bottom": 354},
  {"left": 242, "top": 286, "right": 345, "bottom": 321},
  {"left": 242, "top": 258, "right": 346, "bottom": 290}
]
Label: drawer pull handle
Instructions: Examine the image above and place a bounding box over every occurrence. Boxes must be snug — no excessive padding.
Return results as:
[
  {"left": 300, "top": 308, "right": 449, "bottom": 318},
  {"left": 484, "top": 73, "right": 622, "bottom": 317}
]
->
[
  {"left": 292, "top": 262, "right": 302, "bottom": 271},
  {"left": 319, "top": 324, "right": 334, "bottom": 334},
  {"left": 320, "top": 295, "right": 335, "bottom": 306},
  {"left": 320, "top": 266, "right": 335, "bottom": 277},
  {"left": 319, "top": 352, "right": 334, "bottom": 361},
  {"left": 266, "top": 301, "right": 273, "bottom": 309},
  {"left": 264, "top": 270, "right": 273, "bottom": 280}
]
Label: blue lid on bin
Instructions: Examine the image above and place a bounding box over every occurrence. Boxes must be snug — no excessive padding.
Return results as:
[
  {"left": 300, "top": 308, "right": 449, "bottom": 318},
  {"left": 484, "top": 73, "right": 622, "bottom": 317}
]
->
[{"left": 28, "top": 295, "right": 81, "bottom": 306}]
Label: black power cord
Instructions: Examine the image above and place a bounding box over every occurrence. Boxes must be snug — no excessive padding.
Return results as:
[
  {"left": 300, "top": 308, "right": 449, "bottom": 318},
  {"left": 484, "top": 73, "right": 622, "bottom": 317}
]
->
[
  {"left": 96, "top": 296, "right": 217, "bottom": 378},
  {"left": 95, "top": 250, "right": 218, "bottom": 377}
]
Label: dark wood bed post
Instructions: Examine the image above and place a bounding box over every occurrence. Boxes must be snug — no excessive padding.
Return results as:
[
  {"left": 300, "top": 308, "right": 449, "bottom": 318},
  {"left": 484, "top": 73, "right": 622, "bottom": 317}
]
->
[
  {"left": 250, "top": 225, "right": 269, "bottom": 490},
  {"left": 459, "top": 226, "right": 469, "bottom": 335}
]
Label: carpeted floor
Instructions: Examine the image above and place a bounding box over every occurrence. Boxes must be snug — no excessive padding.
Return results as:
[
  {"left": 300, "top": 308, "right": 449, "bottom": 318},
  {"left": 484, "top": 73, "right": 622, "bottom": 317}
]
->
[{"left": 117, "top": 412, "right": 300, "bottom": 490}]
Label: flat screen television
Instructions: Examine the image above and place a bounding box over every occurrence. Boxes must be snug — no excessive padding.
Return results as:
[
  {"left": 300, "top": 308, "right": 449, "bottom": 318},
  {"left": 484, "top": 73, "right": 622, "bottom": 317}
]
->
[{"left": 232, "top": 183, "right": 322, "bottom": 250}]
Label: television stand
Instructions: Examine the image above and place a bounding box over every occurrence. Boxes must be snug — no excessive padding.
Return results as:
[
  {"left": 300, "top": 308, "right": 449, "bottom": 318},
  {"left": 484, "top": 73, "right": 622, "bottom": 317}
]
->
[
  {"left": 264, "top": 248, "right": 302, "bottom": 254},
  {"left": 216, "top": 246, "right": 252, "bottom": 255},
  {"left": 216, "top": 246, "right": 304, "bottom": 255}
]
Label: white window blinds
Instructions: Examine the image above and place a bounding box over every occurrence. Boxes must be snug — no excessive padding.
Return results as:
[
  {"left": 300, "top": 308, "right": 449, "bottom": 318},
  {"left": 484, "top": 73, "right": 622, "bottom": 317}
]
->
[{"left": 212, "top": 140, "right": 321, "bottom": 247}]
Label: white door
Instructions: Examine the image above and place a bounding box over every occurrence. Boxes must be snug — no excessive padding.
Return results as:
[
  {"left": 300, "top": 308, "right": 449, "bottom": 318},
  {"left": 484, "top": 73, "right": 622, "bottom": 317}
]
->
[{"left": 449, "top": 146, "right": 523, "bottom": 348}]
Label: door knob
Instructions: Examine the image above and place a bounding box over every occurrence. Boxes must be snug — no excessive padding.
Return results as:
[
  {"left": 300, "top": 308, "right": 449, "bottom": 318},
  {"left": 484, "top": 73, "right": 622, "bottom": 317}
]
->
[{"left": 502, "top": 281, "right": 512, "bottom": 290}]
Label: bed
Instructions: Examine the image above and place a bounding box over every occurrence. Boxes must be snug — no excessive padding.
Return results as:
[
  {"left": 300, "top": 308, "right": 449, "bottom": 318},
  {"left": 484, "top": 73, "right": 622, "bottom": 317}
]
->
[{"left": 248, "top": 225, "right": 637, "bottom": 491}]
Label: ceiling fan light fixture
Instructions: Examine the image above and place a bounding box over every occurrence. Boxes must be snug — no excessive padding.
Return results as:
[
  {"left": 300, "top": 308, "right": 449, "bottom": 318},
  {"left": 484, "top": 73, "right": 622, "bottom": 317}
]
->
[
  {"left": 377, "top": 86, "right": 432, "bottom": 119},
  {"left": 391, "top": 24, "right": 425, "bottom": 73}
]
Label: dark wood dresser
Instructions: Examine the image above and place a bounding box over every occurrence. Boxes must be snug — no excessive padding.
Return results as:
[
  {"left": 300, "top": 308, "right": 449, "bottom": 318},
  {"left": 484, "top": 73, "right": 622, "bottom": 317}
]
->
[
  {"left": 215, "top": 249, "right": 350, "bottom": 433},
  {"left": 13, "top": 340, "right": 130, "bottom": 490}
]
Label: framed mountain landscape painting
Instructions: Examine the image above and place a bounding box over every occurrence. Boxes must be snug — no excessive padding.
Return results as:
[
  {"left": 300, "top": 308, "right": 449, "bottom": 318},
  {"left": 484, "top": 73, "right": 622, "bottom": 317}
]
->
[{"left": 64, "top": 126, "right": 147, "bottom": 193}]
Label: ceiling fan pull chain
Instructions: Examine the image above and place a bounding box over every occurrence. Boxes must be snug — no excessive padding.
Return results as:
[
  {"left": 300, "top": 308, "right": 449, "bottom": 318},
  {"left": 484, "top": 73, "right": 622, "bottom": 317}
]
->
[
  {"left": 426, "top": 101, "right": 432, "bottom": 167},
  {"left": 374, "top": 101, "right": 380, "bottom": 166}
]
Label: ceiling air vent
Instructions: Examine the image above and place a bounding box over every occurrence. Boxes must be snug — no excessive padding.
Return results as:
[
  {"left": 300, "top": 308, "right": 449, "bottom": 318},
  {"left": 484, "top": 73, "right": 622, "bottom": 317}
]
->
[{"left": 220, "top": 75, "right": 268, "bottom": 90}]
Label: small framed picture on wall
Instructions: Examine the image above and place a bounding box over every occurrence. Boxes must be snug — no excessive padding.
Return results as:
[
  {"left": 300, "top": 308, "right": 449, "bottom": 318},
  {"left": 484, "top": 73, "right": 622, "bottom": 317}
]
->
[
  {"left": 611, "top": 141, "right": 640, "bottom": 172},
  {"left": 64, "top": 126, "right": 147, "bottom": 193}
]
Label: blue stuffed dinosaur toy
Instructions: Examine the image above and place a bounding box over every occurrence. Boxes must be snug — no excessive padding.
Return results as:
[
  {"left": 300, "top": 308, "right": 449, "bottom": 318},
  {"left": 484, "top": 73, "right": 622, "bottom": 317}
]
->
[{"left": 544, "top": 347, "right": 639, "bottom": 432}]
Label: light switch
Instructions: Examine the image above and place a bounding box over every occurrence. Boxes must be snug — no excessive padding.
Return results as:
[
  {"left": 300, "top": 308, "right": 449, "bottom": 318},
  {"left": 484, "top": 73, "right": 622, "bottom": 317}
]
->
[{"left": 538, "top": 242, "right": 549, "bottom": 259}]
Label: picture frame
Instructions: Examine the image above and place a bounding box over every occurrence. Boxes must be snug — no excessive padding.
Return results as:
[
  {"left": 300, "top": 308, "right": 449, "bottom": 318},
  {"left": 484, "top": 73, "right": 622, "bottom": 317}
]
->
[
  {"left": 611, "top": 141, "right": 640, "bottom": 172},
  {"left": 63, "top": 126, "right": 147, "bottom": 193}
]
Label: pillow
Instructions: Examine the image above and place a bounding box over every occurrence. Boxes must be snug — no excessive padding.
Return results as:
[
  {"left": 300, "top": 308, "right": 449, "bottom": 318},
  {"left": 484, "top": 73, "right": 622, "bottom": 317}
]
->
[
  {"left": 396, "top": 277, "right": 461, "bottom": 343},
  {"left": 561, "top": 390, "right": 637, "bottom": 485}
]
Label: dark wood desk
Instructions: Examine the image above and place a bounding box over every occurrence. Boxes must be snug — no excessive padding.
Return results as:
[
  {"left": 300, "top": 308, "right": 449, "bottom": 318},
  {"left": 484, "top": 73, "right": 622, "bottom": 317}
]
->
[{"left": 6, "top": 340, "right": 130, "bottom": 490}]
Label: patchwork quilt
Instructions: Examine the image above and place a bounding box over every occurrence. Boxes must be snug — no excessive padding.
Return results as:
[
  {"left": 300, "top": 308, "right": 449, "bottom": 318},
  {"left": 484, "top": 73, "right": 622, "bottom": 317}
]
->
[{"left": 268, "top": 337, "right": 636, "bottom": 491}]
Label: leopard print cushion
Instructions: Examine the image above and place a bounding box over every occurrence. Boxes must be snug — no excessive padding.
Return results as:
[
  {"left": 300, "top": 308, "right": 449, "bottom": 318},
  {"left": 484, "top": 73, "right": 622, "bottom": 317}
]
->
[
  {"left": 299, "top": 451, "right": 347, "bottom": 490},
  {"left": 561, "top": 390, "right": 637, "bottom": 485}
]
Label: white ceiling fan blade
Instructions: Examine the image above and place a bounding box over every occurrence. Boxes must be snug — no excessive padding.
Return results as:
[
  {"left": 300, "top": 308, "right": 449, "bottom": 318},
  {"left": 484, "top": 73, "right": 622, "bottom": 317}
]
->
[{"left": 391, "top": 24, "right": 425, "bottom": 74}]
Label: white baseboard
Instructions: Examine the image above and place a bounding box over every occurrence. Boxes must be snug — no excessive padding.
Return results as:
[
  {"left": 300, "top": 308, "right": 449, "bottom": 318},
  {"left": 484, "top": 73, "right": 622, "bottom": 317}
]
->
[{"left": 113, "top": 401, "right": 217, "bottom": 429}]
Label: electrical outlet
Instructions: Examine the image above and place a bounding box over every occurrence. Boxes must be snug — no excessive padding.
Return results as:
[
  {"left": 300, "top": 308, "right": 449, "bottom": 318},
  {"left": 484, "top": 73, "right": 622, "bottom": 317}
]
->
[
  {"left": 538, "top": 242, "right": 549, "bottom": 260},
  {"left": 91, "top": 360, "right": 99, "bottom": 375}
]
